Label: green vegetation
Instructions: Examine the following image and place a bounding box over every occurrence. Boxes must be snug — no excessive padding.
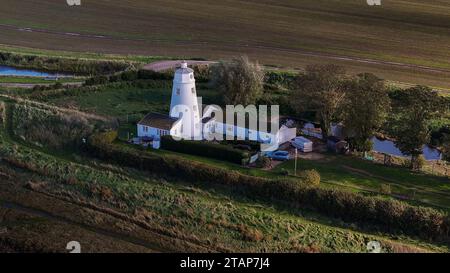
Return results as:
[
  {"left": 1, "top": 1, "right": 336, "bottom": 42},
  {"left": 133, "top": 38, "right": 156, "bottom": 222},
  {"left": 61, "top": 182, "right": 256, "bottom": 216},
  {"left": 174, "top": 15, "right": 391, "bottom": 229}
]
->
[
  {"left": 210, "top": 56, "right": 264, "bottom": 105},
  {"left": 0, "top": 44, "right": 167, "bottom": 63},
  {"left": 342, "top": 73, "right": 390, "bottom": 152},
  {"left": 85, "top": 132, "right": 450, "bottom": 241},
  {"left": 1, "top": 105, "right": 445, "bottom": 252},
  {"left": 161, "top": 135, "right": 250, "bottom": 165},
  {"left": 0, "top": 51, "right": 136, "bottom": 76},
  {"left": 0, "top": 141, "right": 441, "bottom": 252},
  {"left": 1, "top": 1, "right": 450, "bottom": 88},
  {"left": 275, "top": 156, "right": 450, "bottom": 212},
  {"left": 0, "top": 76, "right": 82, "bottom": 84},
  {"left": 0, "top": 49, "right": 448, "bottom": 252},
  {"left": 387, "top": 86, "right": 447, "bottom": 170},
  {"left": 290, "top": 64, "right": 347, "bottom": 139}
]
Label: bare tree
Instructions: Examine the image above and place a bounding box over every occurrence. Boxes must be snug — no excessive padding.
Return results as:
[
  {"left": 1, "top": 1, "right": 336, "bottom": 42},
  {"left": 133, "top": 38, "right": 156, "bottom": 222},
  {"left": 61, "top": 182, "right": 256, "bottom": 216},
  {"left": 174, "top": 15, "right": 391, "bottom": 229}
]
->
[{"left": 210, "top": 56, "right": 264, "bottom": 105}]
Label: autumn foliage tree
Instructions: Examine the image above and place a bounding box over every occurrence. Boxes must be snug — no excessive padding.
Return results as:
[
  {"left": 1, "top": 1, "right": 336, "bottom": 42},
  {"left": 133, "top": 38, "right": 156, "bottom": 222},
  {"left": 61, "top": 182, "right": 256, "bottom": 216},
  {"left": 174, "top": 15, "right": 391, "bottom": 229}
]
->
[
  {"left": 210, "top": 56, "right": 264, "bottom": 105},
  {"left": 342, "top": 73, "right": 390, "bottom": 152},
  {"left": 388, "top": 86, "right": 445, "bottom": 170}
]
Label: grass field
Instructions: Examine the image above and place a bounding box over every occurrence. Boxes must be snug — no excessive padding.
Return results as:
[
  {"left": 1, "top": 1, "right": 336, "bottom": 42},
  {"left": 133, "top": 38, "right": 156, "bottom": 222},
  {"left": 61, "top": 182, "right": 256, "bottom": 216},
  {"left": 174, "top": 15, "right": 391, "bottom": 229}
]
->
[
  {"left": 47, "top": 82, "right": 220, "bottom": 118},
  {"left": 0, "top": 0, "right": 449, "bottom": 88},
  {"left": 40, "top": 80, "right": 450, "bottom": 213},
  {"left": 0, "top": 124, "right": 447, "bottom": 253}
]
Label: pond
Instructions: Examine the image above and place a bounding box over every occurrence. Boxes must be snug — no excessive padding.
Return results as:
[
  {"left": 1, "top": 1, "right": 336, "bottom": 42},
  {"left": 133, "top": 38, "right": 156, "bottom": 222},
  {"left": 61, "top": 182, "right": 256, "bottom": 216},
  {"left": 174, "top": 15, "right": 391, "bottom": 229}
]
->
[
  {"left": 0, "top": 65, "right": 71, "bottom": 78},
  {"left": 371, "top": 137, "right": 441, "bottom": 160}
]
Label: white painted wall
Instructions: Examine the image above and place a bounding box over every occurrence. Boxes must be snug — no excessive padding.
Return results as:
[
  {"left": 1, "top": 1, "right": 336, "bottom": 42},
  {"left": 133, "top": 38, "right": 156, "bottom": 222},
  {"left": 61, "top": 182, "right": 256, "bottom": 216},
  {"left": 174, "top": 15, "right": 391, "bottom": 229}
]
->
[
  {"left": 137, "top": 124, "right": 170, "bottom": 138},
  {"left": 169, "top": 62, "right": 201, "bottom": 139}
]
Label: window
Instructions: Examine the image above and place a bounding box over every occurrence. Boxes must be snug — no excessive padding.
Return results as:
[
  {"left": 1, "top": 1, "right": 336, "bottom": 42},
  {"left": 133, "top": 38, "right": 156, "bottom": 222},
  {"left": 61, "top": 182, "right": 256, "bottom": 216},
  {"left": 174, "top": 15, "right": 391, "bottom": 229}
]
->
[
  {"left": 176, "top": 88, "right": 180, "bottom": 95},
  {"left": 190, "top": 74, "right": 193, "bottom": 79},
  {"left": 191, "top": 87, "right": 195, "bottom": 94},
  {"left": 143, "top": 126, "right": 148, "bottom": 133}
]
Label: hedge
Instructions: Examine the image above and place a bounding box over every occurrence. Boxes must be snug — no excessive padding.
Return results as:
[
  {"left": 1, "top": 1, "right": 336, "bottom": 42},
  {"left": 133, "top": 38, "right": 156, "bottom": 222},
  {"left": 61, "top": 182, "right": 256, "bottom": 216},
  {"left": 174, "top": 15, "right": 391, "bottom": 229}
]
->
[
  {"left": 86, "top": 132, "right": 450, "bottom": 241},
  {"left": 84, "top": 69, "right": 173, "bottom": 86},
  {"left": 161, "top": 135, "right": 249, "bottom": 164},
  {"left": 0, "top": 52, "right": 134, "bottom": 75}
]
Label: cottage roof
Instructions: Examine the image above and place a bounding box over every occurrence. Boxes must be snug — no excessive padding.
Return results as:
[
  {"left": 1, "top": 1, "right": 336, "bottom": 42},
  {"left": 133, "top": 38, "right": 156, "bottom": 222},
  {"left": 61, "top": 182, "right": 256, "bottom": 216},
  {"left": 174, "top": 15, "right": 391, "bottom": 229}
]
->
[{"left": 138, "top": 113, "right": 179, "bottom": 130}]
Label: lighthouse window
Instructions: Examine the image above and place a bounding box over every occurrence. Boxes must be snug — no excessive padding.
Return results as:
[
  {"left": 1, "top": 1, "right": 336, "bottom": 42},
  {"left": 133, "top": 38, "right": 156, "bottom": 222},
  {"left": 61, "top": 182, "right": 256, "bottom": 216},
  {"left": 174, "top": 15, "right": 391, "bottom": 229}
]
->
[
  {"left": 190, "top": 74, "right": 193, "bottom": 79},
  {"left": 191, "top": 87, "right": 195, "bottom": 94},
  {"left": 176, "top": 88, "right": 180, "bottom": 95}
]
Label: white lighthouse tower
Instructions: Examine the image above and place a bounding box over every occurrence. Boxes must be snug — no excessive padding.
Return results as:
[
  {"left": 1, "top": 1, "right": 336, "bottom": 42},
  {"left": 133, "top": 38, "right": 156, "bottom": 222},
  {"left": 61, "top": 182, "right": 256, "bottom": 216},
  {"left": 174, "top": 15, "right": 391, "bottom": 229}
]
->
[{"left": 169, "top": 61, "right": 201, "bottom": 139}]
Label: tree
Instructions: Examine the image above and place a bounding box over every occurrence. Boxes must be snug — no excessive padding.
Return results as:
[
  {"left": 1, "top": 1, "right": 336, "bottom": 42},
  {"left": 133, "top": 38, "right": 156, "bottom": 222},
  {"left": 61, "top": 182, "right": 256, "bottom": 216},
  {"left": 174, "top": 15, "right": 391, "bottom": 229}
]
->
[
  {"left": 210, "top": 56, "right": 264, "bottom": 105},
  {"left": 290, "top": 64, "right": 347, "bottom": 139},
  {"left": 342, "top": 73, "right": 390, "bottom": 152},
  {"left": 388, "top": 86, "right": 444, "bottom": 170}
]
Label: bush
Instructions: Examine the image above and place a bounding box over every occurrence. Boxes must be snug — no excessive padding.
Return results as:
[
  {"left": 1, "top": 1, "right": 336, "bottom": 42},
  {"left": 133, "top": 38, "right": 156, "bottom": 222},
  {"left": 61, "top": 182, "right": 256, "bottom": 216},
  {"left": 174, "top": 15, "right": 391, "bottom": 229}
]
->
[
  {"left": 161, "top": 136, "right": 249, "bottom": 164},
  {"left": 380, "top": 184, "right": 392, "bottom": 195},
  {"left": 0, "top": 102, "right": 5, "bottom": 125},
  {"left": 299, "top": 169, "right": 321, "bottom": 186},
  {"left": 89, "top": 130, "right": 118, "bottom": 146},
  {"left": 413, "top": 155, "right": 426, "bottom": 171},
  {"left": 83, "top": 69, "right": 173, "bottom": 86},
  {"left": 120, "top": 70, "right": 138, "bottom": 81},
  {"left": 85, "top": 75, "right": 109, "bottom": 85},
  {"left": 264, "top": 71, "right": 298, "bottom": 90},
  {"left": 5, "top": 100, "right": 116, "bottom": 150},
  {"left": 137, "top": 69, "right": 173, "bottom": 80}
]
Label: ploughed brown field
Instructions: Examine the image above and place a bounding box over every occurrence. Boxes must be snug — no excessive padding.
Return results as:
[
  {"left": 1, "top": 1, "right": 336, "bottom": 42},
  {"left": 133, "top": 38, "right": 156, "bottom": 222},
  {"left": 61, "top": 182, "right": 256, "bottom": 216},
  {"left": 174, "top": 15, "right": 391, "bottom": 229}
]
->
[{"left": 0, "top": 0, "right": 449, "bottom": 88}]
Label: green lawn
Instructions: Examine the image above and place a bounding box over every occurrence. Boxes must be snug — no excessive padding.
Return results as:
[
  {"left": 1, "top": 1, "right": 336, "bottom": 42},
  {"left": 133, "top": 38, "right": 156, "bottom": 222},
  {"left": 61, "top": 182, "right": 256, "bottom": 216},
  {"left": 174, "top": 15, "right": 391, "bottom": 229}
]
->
[
  {"left": 49, "top": 82, "right": 219, "bottom": 119},
  {"left": 275, "top": 155, "right": 450, "bottom": 211}
]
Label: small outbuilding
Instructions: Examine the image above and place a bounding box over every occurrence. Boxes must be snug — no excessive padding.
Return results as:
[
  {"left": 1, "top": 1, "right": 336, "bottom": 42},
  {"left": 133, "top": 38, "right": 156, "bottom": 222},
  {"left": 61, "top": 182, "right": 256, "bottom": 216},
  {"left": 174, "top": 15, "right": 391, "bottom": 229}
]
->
[
  {"left": 137, "top": 113, "right": 179, "bottom": 139},
  {"left": 327, "top": 136, "right": 349, "bottom": 154}
]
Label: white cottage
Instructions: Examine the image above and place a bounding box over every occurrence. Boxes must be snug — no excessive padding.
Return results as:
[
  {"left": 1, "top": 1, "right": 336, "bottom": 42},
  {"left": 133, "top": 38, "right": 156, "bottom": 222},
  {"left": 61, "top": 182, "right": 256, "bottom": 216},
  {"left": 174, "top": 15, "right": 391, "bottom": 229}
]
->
[{"left": 137, "top": 61, "right": 296, "bottom": 150}]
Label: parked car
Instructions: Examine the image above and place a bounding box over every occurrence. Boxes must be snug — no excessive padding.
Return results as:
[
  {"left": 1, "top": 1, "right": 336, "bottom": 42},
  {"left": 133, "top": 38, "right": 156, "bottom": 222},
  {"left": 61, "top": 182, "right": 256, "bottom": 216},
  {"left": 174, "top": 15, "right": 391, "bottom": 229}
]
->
[{"left": 265, "top": 150, "right": 290, "bottom": 161}]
